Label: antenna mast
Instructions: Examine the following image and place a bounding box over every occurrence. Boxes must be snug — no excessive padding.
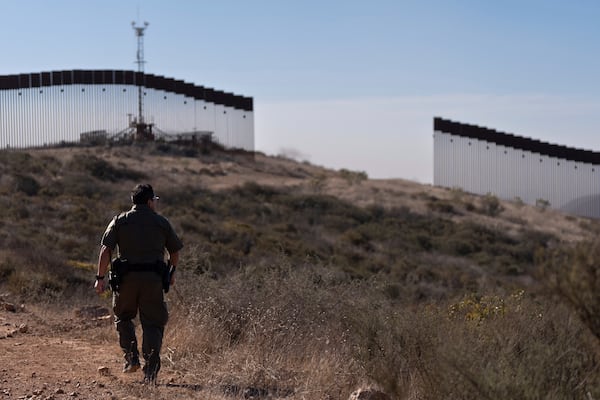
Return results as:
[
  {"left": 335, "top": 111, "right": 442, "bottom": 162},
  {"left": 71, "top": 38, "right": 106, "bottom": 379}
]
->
[{"left": 132, "top": 20, "right": 148, "bottom": 125}]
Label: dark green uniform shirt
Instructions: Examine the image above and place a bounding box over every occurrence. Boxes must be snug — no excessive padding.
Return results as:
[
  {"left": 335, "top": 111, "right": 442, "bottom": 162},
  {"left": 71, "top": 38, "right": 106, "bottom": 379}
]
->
[{"left": 101, "top": 204, "right": 183, "bottom": 264}]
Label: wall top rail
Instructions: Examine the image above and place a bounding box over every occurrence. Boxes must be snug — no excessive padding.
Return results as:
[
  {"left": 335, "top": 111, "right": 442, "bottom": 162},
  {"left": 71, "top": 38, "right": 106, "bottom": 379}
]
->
[
  {"left": 434, "top": 117, "right": 600, "bottom": 165},
  {"left": 0, "top": 69, "right": 253, "bottom": 112}
]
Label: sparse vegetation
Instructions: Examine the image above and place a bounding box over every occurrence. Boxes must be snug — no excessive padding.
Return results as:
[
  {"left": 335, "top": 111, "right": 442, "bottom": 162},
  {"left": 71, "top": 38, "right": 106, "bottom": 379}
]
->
[
  {"left": 536, "top": 198, "right": 551, "bottom": 211},
  {"left": 339, "top": 168, "right": 368, "bottom": 185},
  {"left": 69, "top": 154, "right": 146, "bottom": 182},
  {"left": 480, "top": 193, "right": 503, "bottom": 216},
  {"left": 514, "top": 196, "right": 525, "bottom": 208},
  {"left": 536, "top": 239, "right": 600, "bottom": 340},
  {"left": 0, "top": 144, "right": 598, "bottom": 399}
]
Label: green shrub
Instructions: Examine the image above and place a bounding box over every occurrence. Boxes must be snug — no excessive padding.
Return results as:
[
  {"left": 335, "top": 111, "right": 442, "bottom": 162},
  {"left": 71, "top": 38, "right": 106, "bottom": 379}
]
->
[
  {"left": 339, "top": 168, "right": 368, "bottom": 185},
  {"left": 480, "top": 193, "right": 503, "bottom": 216},
  {"left": 60, "top": 174, "right": 103, "bottom": 198},
  {"left": 14, "top": 174, "right": 40, "bottom": 196},
  {"left": 69, "top": 154, "right": 145, "bottom": 182},
  {"left": 426, "top": 199, "right": 457, "bottom": 214},
  {"left": 535, "top": 198, "right": 550, "bottom": 211},
  {"left": 0, "top": 260, "right": 15, "bottom": 281}
]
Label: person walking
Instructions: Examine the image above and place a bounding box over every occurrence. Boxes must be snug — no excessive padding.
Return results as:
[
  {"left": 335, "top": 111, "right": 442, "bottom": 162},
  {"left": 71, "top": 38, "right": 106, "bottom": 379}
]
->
[{"left": 94, "top": 183, "right": 183, "bottom": 383}]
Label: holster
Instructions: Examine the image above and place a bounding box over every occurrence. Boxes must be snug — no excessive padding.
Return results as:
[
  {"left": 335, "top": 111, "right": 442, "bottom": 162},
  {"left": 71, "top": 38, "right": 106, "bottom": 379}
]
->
[
  {"left": 108, "top": 258, "right": 129, "bottom": 292},
  {"left": 161, "top": 262, "right": 173, "bottom": 293}
]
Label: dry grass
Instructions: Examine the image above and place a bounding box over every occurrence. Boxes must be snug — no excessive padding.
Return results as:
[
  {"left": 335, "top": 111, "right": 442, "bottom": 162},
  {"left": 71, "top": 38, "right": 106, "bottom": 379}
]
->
[
  {"left": 167, "top": 262, "right": 361, "bottom": 398},
  {"left": 161, "top": 252, "right": 599, "bottom": 399}
]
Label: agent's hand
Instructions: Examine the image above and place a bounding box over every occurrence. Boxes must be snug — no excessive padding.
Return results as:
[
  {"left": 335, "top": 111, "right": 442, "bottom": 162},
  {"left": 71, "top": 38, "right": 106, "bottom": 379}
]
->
[{"left": 94, "top": 278, "right": 106, "bottom": 294}]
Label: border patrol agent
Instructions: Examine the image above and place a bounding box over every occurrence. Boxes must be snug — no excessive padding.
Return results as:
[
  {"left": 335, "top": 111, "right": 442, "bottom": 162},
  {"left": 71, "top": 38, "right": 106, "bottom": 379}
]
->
[{"left": 94, "top": 183, "right": 183, "bottom": 383}]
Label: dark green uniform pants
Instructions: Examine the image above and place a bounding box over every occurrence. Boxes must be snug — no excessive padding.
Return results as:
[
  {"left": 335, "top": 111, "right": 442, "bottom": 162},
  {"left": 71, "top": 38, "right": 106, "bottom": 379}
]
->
[{"left": 113, "top": 271, "right": 168, "bottom": 377}]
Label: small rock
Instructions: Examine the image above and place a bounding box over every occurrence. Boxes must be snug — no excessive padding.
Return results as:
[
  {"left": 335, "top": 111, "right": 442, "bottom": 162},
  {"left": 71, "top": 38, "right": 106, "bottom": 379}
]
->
[
  {"left": 2, "top": 303, "right": 16, "bottom": 312},
  {"left": 69, "top": 392, "right": 78, "bottom": 397},
  {"left": 55, "top": 388, "right": 65, "bottom": 395},
  {"left": 97, "top": 366, "right": 110, "bottom": 376},
  {"left": 18, "top": 324, "right": 28, "bottom": 333}
]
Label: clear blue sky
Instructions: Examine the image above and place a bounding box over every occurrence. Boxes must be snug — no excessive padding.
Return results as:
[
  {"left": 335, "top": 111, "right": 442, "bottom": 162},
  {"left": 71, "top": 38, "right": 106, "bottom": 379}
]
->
[{"left": 2, "top": 0, "right": 600, "bottom": 182}]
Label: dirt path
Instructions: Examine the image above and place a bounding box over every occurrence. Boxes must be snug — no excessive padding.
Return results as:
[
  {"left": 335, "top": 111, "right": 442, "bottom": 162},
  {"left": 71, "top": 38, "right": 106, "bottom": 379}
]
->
[{"left": 0, "top": 303, "right": 237, "bottom": 400}]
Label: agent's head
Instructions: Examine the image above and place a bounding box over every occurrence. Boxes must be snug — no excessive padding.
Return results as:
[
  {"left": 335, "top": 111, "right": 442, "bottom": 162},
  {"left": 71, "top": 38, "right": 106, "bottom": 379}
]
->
[{"left": 131, "top": 183, "right": 158, "bottom": 205}]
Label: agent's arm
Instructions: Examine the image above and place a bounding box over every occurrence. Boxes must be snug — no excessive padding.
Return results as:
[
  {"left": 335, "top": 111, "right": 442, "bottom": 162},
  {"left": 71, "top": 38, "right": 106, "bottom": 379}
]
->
[{"left": 95, "top": 245, "right": 112, "bottom": 294}]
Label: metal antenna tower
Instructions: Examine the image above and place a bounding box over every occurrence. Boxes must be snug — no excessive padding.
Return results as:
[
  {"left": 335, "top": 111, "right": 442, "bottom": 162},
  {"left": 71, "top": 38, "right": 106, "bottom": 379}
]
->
[{"left": 132, "top": 20, "right": 149, "bottom": 126}]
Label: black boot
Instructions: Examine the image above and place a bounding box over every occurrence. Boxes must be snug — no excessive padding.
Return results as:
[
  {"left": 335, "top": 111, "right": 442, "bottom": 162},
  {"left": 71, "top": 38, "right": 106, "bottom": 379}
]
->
[
  {"left": 123, "top": 352, "right": 141, "bottom": 373},
  {"left": 142, "top": 362, "right": 160, "bottom": 384},
  {"left": 142, "top": 351, "right": 161, "bottom": 384}
]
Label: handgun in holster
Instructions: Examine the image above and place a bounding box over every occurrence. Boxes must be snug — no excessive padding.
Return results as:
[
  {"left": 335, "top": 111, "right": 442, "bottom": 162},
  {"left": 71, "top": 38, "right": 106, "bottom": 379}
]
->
[
  {"left": 162, "top": 262, "right": 176, "bottom": 293},
  {"left": 108, "top": 258, "right": 128, "bottom": 292}
]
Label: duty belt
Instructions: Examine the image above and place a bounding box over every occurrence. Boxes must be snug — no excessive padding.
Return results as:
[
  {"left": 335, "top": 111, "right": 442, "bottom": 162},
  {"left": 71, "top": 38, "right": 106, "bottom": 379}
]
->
[{"left": 127, "top": 262, "right": 161, "bottom": 272}]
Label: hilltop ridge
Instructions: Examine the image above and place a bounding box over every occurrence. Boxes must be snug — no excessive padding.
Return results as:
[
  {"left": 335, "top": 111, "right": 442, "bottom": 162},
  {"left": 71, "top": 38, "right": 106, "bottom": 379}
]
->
[{"left": 29, "top": 143, "right": 594, "bottom": 241}]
